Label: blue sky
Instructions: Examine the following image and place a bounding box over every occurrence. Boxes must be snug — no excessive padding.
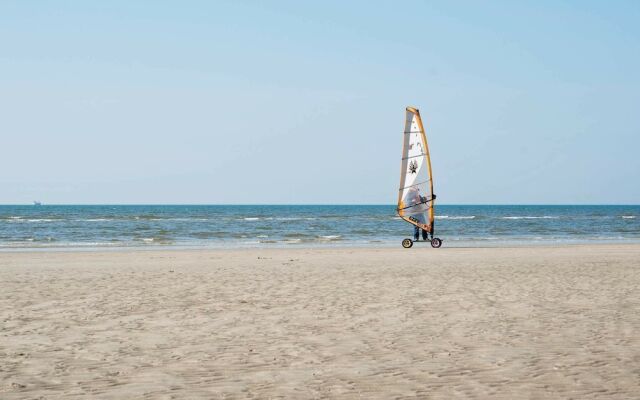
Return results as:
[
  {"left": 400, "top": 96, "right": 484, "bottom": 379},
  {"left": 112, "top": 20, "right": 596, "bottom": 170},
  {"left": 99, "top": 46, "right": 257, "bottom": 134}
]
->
[{"left": 1, "top": 1, "right": 638, "bottom": 204}]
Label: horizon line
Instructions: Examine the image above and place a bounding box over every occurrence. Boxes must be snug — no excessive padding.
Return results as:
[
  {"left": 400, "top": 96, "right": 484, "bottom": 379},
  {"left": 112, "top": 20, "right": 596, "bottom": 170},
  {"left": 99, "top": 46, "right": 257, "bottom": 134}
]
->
[{"left": 1, "top": 203, "right": 639, "bottom": 207}]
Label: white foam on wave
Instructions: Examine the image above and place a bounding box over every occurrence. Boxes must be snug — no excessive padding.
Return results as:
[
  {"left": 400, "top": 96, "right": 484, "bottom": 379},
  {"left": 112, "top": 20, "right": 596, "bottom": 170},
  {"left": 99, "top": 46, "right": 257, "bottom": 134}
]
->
[
  {"left": 142, "top": 238, "right": 154, "bottom": 242},
  {"left": 318, "top": 235, "right": 341, "bottom": 240},
  {"left": 622, "top": 215, "right": 636, "bottom": 219},
  {"left": 82, "top": 218, "right": 111, "bottom": 222},
  {"left": 502, "top": 216, "right": 559, "bottom": 220},
  {"left": 243, "top": 217, "right": 260, "bottom": 221},
  {"left": 165, "top": 217, "right": 207, "bottom": 221},
  {"left": 27, "top": 218, "right": 60, "bottom": 222},
  {"left": 436, "top": 215, "right": 476, "bottom": 220}
]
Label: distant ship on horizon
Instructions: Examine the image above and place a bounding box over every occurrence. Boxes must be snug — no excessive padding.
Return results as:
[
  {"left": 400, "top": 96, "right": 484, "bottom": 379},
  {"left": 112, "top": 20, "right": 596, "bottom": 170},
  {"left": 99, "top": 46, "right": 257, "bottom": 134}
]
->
[{"left": 33, "top": 201, "right": 42, "bottom": 206}]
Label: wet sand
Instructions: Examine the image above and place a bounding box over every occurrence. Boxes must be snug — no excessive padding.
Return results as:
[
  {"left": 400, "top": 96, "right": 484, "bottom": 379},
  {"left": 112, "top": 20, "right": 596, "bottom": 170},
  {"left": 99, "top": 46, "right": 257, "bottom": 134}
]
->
[{"left": 1, "top": 245, "right": 639, "bottom": 399}]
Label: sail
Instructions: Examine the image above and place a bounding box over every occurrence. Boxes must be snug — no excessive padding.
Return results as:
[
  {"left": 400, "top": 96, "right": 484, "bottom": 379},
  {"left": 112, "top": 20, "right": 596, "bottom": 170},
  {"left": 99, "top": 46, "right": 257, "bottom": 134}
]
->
[{"left": 396, "top": 107, "right": 435, "bottom": 233}]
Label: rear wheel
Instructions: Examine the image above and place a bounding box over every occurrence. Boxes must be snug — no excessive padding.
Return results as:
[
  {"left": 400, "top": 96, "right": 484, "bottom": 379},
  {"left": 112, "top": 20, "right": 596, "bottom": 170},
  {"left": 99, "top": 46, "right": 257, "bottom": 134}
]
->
[
  {"left": 402, "top": 238, "right": 413, "bottom": 248},
  {"left": 431, "top": 238, "right": 442, "bottom": 248}
]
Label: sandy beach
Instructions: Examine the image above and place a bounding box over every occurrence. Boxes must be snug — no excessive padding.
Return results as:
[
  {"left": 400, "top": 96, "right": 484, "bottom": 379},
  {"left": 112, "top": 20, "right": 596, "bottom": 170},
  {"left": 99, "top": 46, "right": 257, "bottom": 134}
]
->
[{"left": 1, "top": 245, "right": 639, "bottom": 399}]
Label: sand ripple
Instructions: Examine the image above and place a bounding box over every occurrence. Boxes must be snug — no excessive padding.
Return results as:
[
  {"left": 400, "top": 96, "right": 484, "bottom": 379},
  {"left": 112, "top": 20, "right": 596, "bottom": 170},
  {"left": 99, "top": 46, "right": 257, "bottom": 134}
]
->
[{"left": 1, "top": 246, "right": 640, "bottom": 399}]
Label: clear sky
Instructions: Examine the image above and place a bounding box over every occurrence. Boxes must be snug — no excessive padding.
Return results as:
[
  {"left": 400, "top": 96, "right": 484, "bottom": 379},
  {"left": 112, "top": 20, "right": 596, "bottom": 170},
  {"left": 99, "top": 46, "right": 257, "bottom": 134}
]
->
[{"left": 1, "top": 1, "right": 639, "bottom": 204}]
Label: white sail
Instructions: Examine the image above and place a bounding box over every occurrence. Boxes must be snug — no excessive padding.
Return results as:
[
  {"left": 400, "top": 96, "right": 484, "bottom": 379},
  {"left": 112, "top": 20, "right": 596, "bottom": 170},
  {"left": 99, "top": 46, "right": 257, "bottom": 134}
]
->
[{"left": 396, "top": 107, "right": 435, "bottom": 233}]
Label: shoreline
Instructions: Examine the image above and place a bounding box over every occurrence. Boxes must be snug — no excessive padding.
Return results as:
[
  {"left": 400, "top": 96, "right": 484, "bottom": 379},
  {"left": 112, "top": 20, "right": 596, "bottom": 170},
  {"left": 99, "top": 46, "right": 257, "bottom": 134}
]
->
[{"left": 2, "top": 239, "right": 640, "bottom": 253}]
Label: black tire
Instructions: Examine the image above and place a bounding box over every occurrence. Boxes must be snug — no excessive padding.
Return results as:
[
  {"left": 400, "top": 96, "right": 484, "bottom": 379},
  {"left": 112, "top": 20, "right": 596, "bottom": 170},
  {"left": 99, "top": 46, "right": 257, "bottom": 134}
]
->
[
  {"left": 402, "top": 238, "right": 413, "bottom": 248},
  {"left": 431, "top": 238, "right": 442, "bottom": 248}
]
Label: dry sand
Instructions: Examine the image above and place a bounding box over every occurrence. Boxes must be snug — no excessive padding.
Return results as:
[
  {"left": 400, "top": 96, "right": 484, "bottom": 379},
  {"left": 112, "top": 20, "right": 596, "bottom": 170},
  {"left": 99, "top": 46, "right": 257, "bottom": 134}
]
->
[{"left": 1, "top": 245, "right": 639, "bottom": 399}]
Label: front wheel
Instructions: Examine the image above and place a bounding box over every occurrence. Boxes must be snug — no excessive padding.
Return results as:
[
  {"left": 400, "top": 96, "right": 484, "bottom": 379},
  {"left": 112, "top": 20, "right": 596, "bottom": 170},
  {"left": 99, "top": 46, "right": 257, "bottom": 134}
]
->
[
  {"left": 402, "top": 238, "right": 413, "bottom": 248},
  {"left": 431, "top": 238, "right": 442, "bottom": 248}
]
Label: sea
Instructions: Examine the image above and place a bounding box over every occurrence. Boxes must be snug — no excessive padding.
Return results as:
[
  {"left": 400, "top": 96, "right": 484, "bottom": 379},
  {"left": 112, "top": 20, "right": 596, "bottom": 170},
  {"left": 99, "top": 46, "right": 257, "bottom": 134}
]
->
[{"left": 0, "top": 205, "right": 638, "bottom": 250}]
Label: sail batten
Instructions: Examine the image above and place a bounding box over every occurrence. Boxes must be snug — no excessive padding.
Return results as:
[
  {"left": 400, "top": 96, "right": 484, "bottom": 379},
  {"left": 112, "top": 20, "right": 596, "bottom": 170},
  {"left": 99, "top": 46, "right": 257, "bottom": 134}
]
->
[
  {"left": 402, "top": 153, "right": 427, "bottom": 160},
  {"left": 399, "top": 180, "right": 431, "bottom": 190},
  {"left": 396, "top": 107, "right": 435, "bottom": 233}
]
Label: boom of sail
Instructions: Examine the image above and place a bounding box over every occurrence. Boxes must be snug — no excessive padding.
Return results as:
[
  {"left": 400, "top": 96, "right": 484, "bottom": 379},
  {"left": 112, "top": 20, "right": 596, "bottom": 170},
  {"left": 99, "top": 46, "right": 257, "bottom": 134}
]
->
[{"left": 396, "top": 107, "right": 436, "bottom": 233}]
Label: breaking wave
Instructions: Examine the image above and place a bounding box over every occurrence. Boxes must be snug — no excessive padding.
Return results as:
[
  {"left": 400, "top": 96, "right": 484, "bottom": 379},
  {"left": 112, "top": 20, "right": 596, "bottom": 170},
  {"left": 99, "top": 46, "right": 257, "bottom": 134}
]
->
[{"left": 502, "top": 216, "right": 560, "bottom": 220}]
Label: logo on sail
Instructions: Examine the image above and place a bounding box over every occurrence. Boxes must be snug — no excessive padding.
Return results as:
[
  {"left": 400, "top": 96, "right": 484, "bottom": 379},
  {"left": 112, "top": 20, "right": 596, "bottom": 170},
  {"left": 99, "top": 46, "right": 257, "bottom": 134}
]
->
[{"left": 408, "top": 160, "right": 418, "bottom": 174}]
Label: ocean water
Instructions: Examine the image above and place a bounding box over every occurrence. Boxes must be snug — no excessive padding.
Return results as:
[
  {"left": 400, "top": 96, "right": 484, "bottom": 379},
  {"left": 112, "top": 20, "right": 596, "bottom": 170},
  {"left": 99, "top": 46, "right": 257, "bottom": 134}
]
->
[{"left": 0, "top": 205, "right": 638, "bottom": 250}]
